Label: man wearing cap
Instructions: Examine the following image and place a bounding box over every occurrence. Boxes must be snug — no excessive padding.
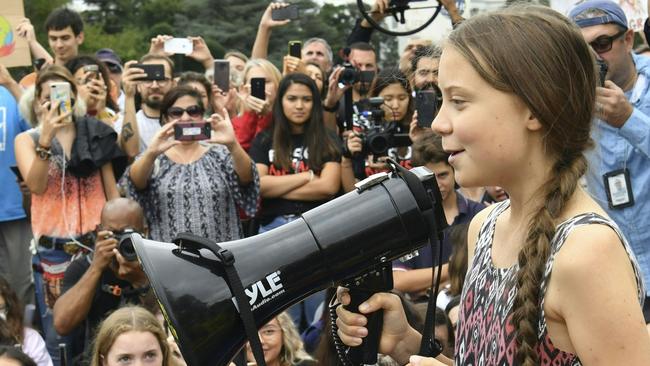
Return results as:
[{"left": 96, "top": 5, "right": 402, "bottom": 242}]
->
[
  {"left": 570, "top": 0, "right": 650, "bottom": 324},
  {"left": 96, "top": 48, "right": 125, "bottom": 113}
]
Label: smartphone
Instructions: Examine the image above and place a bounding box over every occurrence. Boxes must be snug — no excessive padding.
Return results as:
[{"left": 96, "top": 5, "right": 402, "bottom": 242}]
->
[
  {"left": 288, "top": 40, "right": 302, "bottom": 58},
  {"left": 164, "top": 38, "right": 193, "bottom": 55},
  {"left": 83, "top": 64, "right": 99, "bottom": 84},
  {"left": 173, "top": 122, "right": 211, "bottom": 141},
  {"left": 10, "top": 166, "right": 23, "bottom": 181},
  {"left": 213, "top": 60, "right": 230, "bottom": 92},
  {"left": 250, "top": 77, "right": 266, "bottom": 100},
  {"left": 50, "top": 82, "right": 73, "bottom": 123},
  {"left": 415, "top": 90, "right": 438, "bottom": 128},
  {"left": 132, "top": 64, "right": 165, "bottom": 81},
  {"left": 271, "top": 4, "right": 299, "bottom": 21}
]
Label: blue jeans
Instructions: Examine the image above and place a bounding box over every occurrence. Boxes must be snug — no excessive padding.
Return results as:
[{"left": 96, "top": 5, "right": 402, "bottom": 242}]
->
[
  {"left": 33, "top": 248, "right": 72, "bottom": 366},
  {"left": 258, "top": 215, "right": 325, "bottom": 331}
]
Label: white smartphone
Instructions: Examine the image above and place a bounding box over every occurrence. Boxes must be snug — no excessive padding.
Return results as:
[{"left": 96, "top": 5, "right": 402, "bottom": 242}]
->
[
  {"left": 50, "top": 82, "right": 73, "bottom": 123},
  {"left": 164, "top": 38, "right": 193, "bottom": 55}
]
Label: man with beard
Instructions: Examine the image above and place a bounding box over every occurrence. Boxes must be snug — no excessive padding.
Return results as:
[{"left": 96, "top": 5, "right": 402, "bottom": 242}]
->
[
  {"left": 410, "top": 45, "right": 441, "bottom": 92},
  {"left": 114, "top": 54, "right": 175, "bottom": 156}
]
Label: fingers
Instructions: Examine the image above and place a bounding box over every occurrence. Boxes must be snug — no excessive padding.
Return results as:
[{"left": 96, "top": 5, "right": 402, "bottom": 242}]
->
[{"left": 335, "top": 304, "right": 368, "bottom": 346}]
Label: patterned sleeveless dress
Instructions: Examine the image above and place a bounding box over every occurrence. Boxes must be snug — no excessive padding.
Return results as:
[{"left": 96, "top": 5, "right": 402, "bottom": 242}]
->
[{"left": 454, "top": 201, "right": 644, "bottom": 366}]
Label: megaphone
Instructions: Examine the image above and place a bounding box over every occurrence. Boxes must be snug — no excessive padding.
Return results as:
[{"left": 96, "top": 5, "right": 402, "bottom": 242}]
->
[{"left": 130, "top": 163, "right": 446, "bottom": 366}]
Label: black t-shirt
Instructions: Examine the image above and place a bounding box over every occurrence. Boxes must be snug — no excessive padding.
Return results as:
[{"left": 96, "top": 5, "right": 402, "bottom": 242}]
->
[
  {"left": 62, "top": 256, "right": 145, "bottom": 361},
  {"left": 249, "top": 130, "right": 341, "bottom": 222}
]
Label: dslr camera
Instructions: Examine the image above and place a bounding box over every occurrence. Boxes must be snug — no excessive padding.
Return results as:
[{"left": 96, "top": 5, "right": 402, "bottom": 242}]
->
[
  {"left": 338, "top": 62, "right": 376, "bottom": 86},
  {"left": 115, "top": 229, "right": 138, "bottom": 261},
  {"left": 351, "top": 97, "right": 411, "bottom": 157}
]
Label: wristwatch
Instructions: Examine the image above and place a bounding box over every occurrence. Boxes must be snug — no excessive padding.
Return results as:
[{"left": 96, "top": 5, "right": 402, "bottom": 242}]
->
[{"left": 35, "top": 143, "right": 52, "bottom": 161}]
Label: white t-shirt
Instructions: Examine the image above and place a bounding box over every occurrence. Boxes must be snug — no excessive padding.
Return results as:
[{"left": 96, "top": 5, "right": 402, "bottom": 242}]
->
[
  {"left": 114, "top": 109, "right": 161, "bottom": 153},
  {"left": 22, "top": 327, "right": 53, "bottom": 366}
]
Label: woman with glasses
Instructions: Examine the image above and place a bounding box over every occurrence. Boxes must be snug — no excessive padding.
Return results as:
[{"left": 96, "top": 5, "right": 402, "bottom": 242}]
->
[
  {"left": 0, "top": 276, "right": 52, "bottom": 366},
  {"left": 245, "top": 312, "right": 315, "bottom": 366},
  {"left": 124, "top": 86, "right": 259, "bottom": 243}
]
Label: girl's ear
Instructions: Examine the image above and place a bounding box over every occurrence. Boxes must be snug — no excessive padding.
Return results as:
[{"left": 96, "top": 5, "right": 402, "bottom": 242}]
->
[{"left": 526, "top": 111, "right": 543, "bottom": 132}]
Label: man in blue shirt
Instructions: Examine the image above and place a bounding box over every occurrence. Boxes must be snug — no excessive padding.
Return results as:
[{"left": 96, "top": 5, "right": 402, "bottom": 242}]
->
[
  {"left": 570, "top": 1, "right": 650, "bottom": 321},
  {"left": 0, "top": 64, "right": 33, "bottom": 306}
]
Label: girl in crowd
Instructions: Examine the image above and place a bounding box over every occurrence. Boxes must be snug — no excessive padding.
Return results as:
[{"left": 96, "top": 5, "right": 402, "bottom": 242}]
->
[
  {"left": 64, "top": 55, "right": 120, "bottom": 125},
  {"left": 89, "top": 306, "right": 171, "bottom": 366},
  {"left": 336, "top": 5, "right": 650, "bottom": 365},
  {"left": 246, "top": 312, "right": 315, "bottom": 366},
  {"left": 249, "top": 72, "right": 340, "bottom": 233},
  {"left": 304, "top": 62, "right": 326, "bottom": 100},
  {"left": 0, "top": 277, "right": 52, "bottom": 366},
  {"left": 341, "top": 68, "right": 414, "bottom": 192},
  {"left": 125, "top": 86, "right": 259, "bottom": 243},
  {"left": 15, "top": 65, "right": 122, "bottom": 364},
  {"left": 232, "top": 59, "right": 282, "bottom": 151}
]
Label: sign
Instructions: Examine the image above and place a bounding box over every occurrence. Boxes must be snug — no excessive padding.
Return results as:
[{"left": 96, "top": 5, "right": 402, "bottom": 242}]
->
[{"left": 0, "top": 0, "right": 31, "bottom": 68}]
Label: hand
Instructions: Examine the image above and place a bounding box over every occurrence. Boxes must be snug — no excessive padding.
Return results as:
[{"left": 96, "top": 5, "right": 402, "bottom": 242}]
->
[
  {"left": 113, "top": 248, "right": 148, "bottom": 287},
  {"left": 211, "top": 84, "right": 228, "bottom": 113},
  {"left": 346, "top": 133, "right": 363, "bottom": 155},
  {"left": 409, "top": 111, "right": 429, "bottom": 143},
  {"left": 406, "top": 355, "right": 447, "bottom": 366},
  {"left": 146, "top": 122, "right": 181, "bottom": 157},
  {"left": 39, "top": 101, "right": 73, "bottom": 145},
  {"left": 596, "top": 80, "right": 634, "bottom": 128},
  {"left": 240, "top": 85, "right": 271, "bottom": 115},
  {"left": 0, "top": 63, "right": 17, "bottom": 87},
  {"left": 121, "top": 61, "right": 147, "bottom": 98},
  {"left": 361, "top": 0, "right": 389, "bottom": 27},
  {"left": 80, "top": 74, "right": 108, "bottom": 111},
  {"left": 188, "top": 36, "right": 214, "bottom": 69},
  {"left": 260, "top": 2, "right": 291, "bottom": 29},
  {"left": 438, "top": 0, "right": 464, "bottom": 24},
  {"left": 15, "top": 18, "right": 36, "bottom": 43},
  {"left": 149, "top": 35, "right": 174, "bottom": 56},
  {"left": 324, "top": 67, "right": 351, "bottom": 109},
  {"left": 208, "top": 109, "right": 237, "bottom": 148},
  {"left": 335, "top": 288, "right": 415, "bottom": 359},
  {"left": 91, "top": 231, "right": 117, "bottom": 270},
  {"left": 282, "top": 55, "right": 306, "bottom": 76}
]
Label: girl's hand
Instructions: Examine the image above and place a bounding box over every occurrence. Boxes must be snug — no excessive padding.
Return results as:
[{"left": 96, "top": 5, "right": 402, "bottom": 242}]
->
[
  {"left": 146, "top": 122, "right": 180, "bottom": 157},
  {"left": 39, "top": 101, "right": 72, "bottom": 146},
  {"left": 208, "top": 108, "right": 237, "bottom": 149}
]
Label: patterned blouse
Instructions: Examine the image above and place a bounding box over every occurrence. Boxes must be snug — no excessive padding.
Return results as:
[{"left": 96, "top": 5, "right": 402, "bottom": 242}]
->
[
  {"left": 124, "top": 145, "right": 260, "bottom": 243},
  {"left": 455, "top": 201, "right": 644, "bottom": 366}
]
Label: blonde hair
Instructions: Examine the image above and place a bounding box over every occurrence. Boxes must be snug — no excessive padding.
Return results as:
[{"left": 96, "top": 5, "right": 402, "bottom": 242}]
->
[
  {"left": 243, "top": 58, "right": 282, "bottom": 92},
  {"left": 275, "top": 312, "right": 313, "bottom": 366},
  {"left": 89, "top": 306, "right": 171, "bottom": 366},
  {"left": 448, "top": 5, "right": 596, "bottom": 365},
  {"left": 19, "top": 65, "right": 87, "bottom": 127}
]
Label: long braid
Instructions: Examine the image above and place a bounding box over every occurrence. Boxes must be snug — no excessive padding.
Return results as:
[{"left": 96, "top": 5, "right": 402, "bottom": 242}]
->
[{"left": 512, "top": 155, "right": 588, "bottom": 365}]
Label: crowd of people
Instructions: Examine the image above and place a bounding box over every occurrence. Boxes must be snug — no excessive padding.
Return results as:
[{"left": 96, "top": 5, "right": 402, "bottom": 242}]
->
[{"left": 1, "top": 0, "right": 650, "bottom": 365}]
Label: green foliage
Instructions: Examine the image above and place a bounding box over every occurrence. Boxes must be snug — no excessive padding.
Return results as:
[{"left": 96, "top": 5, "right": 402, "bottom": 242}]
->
[{"left": 21, "top": 0, "right": 401, "bottom": 75}]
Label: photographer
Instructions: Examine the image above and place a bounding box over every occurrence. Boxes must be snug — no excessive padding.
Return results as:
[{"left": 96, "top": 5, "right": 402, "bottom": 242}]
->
[
  {"left": 341, "top": 68, "right": 412, "bottom": 193},
  {"left": 65, "top": 55, "right": 120, "bottom": 125},
  {"left": 53, "top": 198, "right": 149, "bottom": 361}
]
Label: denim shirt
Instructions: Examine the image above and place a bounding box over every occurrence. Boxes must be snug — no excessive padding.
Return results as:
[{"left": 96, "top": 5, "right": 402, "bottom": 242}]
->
[{"left": 585, "top": 52, "right": 650, "bottom": 295}]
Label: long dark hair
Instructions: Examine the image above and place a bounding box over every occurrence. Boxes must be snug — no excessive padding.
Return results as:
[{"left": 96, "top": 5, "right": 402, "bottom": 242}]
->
[
  {"left": 271, "top": 73, "right": 339, "bottom": 172},
  {"left": 0, "top": 277, "right": 24, "bottom": 344},
  {"left": 369, "top": 68, "right": 414, "bottom": 126},
  {"left": 65, "top": 55, "right": 119, "bottom": 112}
]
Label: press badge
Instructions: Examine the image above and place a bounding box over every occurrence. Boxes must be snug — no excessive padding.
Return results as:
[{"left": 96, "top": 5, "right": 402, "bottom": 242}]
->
[{"left": 603, "top": 169, "right": 634, "bottom": 209}]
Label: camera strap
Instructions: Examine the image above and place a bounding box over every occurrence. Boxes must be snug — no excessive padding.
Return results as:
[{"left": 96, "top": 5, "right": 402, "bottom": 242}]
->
[{"left": 173, "top": 233, "right": 267, "bottom": 366}]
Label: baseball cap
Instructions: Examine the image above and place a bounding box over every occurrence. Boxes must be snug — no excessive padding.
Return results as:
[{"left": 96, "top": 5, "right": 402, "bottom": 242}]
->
[
  {"left": 569, "top": 0, "right": 628, "bottom": 30},
  {"left": 95, "top": 48, "right": 123, "bottom": 72}
]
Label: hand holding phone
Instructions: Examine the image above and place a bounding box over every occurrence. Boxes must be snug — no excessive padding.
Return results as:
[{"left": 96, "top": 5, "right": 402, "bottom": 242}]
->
[
  {"left": 50, "top": 82, "right": 73, "bottom": 124},
  {"left": 250, "top": 78, "right": 266, "bottom": 100},
  {"left": 415, "top": 89, "right": 439, "bottom": 128},
  {"left": 174, "top": 122, "right": 211, "bottom": 141},
  {"left": 132, "top": 64, "right": 165, "bottom": 81},
  {"left": 288, "top": 40, "right": 302, "bottom": 58},
  {"left": 164, "top": 38, "right": 193, "bottom": 55},
  {"left": 213, "top": 60, "right": 230, "bottom": 93}
]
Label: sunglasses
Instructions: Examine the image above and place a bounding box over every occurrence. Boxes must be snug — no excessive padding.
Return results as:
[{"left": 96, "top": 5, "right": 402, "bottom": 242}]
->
[
  {"left": 166, "top": 105, "right": 204, "bottom": 119},
  {"left": 590, "top": 29, "right": 627, "bottom": 54}
]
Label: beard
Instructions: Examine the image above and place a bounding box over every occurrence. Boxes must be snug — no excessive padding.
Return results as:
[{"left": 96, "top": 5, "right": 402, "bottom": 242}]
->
[{"left": 144, "top": 95, "right": 163, "bottom": 110}]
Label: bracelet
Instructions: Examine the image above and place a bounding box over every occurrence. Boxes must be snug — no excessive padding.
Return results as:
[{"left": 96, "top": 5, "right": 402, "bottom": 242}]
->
[
  {"left": 309, "top": 170, "right": 314, "bottom": 182},
  {"left": 323, "top": 100, "right": 340, "bottom": 113},
  {"left": 35, "top": 143, "right": 52, "bottom": 161}
]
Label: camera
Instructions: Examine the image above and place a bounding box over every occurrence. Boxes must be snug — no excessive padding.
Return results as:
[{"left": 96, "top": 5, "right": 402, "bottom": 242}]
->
[
  {"left": 116, "top": 229, "right": 137, "bottom": 261},
  {"left": 352, "top": 97, "right": 411, "bottom": 157},
  {"left": 338, "top": 62, "right": 376, "bottom": 86}
]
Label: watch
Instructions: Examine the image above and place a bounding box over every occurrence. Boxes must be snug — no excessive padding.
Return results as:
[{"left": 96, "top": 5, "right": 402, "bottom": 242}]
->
[{"left": 35, "top": 143, "right": 52, "bottom": 161}]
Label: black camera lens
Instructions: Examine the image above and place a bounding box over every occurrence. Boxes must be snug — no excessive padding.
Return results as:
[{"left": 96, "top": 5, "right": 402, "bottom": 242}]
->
[
  {"left": 338, "top": 63, "right": 360, "bottom": 85},
  {"left": 118, "top": 236, "right": 137, "bottom": 261},
  {"left": 367, "top": 133, "right": 390, "bottom": 156}
]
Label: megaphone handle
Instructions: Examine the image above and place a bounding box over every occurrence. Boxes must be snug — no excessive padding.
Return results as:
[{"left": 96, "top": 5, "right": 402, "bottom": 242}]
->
[{"left": 346, "top": 287, "right": 383, "bottom": 365}]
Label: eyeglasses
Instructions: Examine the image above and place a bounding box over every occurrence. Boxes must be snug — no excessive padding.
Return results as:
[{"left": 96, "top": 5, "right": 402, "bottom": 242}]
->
[
  {"left": 590, "top": 29, "right": 627, "bottom": 54},
  {"left": 166, "top": 105, "right": 204, "bottom": 119}
]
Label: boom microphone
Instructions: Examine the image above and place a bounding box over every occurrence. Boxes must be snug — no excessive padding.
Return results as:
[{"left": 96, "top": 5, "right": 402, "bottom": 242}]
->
[{"left": 129, "top": 162, "right": 446, "bottom": 366}]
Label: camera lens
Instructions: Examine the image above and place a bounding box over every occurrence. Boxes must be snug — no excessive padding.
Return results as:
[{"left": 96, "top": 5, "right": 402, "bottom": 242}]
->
[
  {"left": 118, "top": 236, "right": 138, "bottom": 261},
  {"left": 368, "top": 133, "right": 390, "bottom": 156}
]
